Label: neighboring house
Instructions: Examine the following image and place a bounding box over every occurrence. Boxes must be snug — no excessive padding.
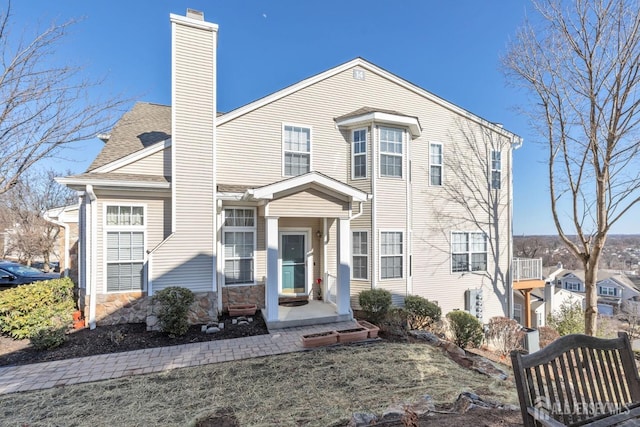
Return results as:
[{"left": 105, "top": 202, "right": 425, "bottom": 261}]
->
[
  {"left": 44, "top": 204, "right": 80, "bottom": 284},
  {"left": 57, "top": 10, "right": 522, "bottom": 329},
  {"left": 555, "top": 270, "right": 640, "bottom": 316}
]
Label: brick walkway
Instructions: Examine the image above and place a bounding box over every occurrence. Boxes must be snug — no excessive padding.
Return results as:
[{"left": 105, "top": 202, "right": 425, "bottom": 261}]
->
[{"left": 0, "top": 321, "right": 357, "bottom": 395}]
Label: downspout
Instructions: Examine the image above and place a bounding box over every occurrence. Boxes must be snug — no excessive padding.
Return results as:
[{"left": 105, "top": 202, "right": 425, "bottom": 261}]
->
[
  {"left": 508, "top": 136, "right": 523, "bottom": 319},
  {"left": 43, "top": 209, "right": 70, "bottom": 278},
  {"left": 371, "top": 125, "right": 378, "bottom": 289},
  {"left": 86, "top": 185, "right": 98, "bottom": 330}
]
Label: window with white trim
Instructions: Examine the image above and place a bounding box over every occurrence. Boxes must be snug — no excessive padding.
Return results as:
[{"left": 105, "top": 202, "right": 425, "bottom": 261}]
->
[
  {"left": 599, "top": 286, "right": 617, "bottom": 296},
  {"left": 223, "top": 208, "right": 255, "bottom": 285},
  {"left": 379, "top": 127, "right": 402, "bottom": 177},
  {"left": 514, "top": 303, "right": 523, "bottom": 324},
  {"left": 105, "top": 205, "right": 145, "bottom": 292},
  {"left": 564, "top": 281, "right": 580, "bottom": 291},
  {"left": 451, "top": 232, "right": 487, "bottom": 273},
  {"left": 380, "top": 231, "right": 403, "bottom": 279},
  {"left": 352, "top": 231, "right": 368, "bottom": 280},
  {"left": 283, "top": 125, "right": 311, "bottom": 176},
  {"left": 491, "top": 150, "right": 501, "bottom": 189},
  {"left": 430, "top": 143, "right": 443, "bottom": 186},
  {"left": 352, "top": 129, "right": 367, "bottom": 179}
]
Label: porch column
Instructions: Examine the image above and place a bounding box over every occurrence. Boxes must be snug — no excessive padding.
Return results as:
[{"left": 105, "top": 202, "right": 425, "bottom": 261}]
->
[
  {"left": 336, "top": 217, "right": 351, "bottom": 316},
  {"left": 265, "top": 216, "right": 279, "bottom": 323}
]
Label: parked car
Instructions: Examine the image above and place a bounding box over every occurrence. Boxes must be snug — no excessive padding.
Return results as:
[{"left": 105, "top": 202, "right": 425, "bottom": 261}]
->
[
  {"left": 31, "top": 261, "right": 60, "bottom": 273},
  {"left": 0, "top": 261, "right": 60, "bottom": 289}
]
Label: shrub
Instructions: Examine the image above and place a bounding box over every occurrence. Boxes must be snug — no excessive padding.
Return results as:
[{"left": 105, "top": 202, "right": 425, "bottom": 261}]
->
[
  {"left": 30, "top": 327, "right": 67, "bottom": 350},
  {"left": 359, "top": 289, "right": 392, "bottom": 324},
  {"left": 485, "top": 316, "right": 524, "bottom": 356},
  {"left": 0, "top": 277, "right": 75, "bottom": 339},
  {"left": 152, "top": 287, "right": 195, "bottom": 336},
  {"left": 547, "top": 298, "right": 584, "bottom": 336},
  {"left": 379, "top": 307, "right": 408, "bottom": 337},
  {"left": 404, "top": 295, "right": 441, "bottom": 330},
  {"left": 538, "top": 325, "right": 560, "bottom": 348},
  {"left": 446, "top": 310, "right": 484, "bottom": 348}
]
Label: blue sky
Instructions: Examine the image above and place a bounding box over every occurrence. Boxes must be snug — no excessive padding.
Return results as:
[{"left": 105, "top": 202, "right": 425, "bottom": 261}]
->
[{"left": 8, "top": 0, "right": 638, "bottom": 235}]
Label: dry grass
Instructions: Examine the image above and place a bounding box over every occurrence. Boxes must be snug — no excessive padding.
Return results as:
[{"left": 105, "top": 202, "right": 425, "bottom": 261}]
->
[{"left": 0, "top": 341, "right": 518, "bottom": 426}]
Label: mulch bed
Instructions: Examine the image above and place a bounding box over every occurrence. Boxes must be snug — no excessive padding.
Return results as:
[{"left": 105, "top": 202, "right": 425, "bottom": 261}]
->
[{"left": 0, "top": 312, "right": 269, "bottom": 367}]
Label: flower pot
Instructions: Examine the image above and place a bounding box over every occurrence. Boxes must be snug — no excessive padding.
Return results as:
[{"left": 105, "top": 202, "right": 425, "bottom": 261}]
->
[
  {"left": 337, "top": 327, "right": 369, "bottom": 343},
  {"left": 301, "top": 330, "right": 338, "bottom": 348},
  {"left": 357, "top": 320, "right": 380, "bottom": 338},
  {"left": 73, "top": 319, "right": 85, "bottom": 330},
  {"left": 72, "top": 310, "right": 83, "bottom": 321},
  {"left": 228, "top": 304, "right": 257, "bottom": 316}
]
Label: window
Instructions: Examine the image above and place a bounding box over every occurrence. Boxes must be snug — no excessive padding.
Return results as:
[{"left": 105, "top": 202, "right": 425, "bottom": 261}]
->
[
  {"left": 599, "top": 286, "right": 617, "bottom": 296},
  {"left": 105, "top": 205, "right": 145, "bottom": 292},
  {"left": 430, "top": 143, "right": 443, "bottom": 186},
  {"left": 514, "top": 303, "right": 523, "bottom": 324},
  {"left": 491, "top": 150, "right": 501, "bottom": 189},
  {"left": 352, "top": 231, "right": 368, "bottom": 280},
  {"left": 565, "top": 281, "right": 580, "bottom": 291},
  {"left": 379, "top": 127, "right": 402, "bottom": 177},
  {"left": 283, "top": 125, "right": 310, "bottom": 176},
  {"left": 380, "top": 231, "right": 402, "bottom": 279},
  {"left": 451, "top": 232, "right": 487, "bottom": 273},
  {"left": 352, "top": 129, "right": 367, "bottom": 179},
  {"left": 223, "top": 208, "right": 255, "bottom": 285}
]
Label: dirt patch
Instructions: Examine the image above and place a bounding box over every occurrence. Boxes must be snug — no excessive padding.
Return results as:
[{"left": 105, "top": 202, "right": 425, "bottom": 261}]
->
[{"left": 0, "top": 312, "right": 268, "bottom": 366}]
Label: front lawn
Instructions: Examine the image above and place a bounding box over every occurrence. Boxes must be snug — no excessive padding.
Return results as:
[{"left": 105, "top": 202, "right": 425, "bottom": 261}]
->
[{"left": 0, "top": 341, "right": 518, "bottom": 426}]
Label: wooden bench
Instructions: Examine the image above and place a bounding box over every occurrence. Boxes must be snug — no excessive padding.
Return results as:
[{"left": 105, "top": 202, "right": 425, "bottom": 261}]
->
[{"left": 511, "top": 332, "right": 640, "bottom": 426}]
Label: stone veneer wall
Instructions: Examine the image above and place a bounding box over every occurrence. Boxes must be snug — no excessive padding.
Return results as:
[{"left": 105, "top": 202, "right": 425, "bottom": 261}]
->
[
  {"left": 222, "top": 284, "right": 265, "bottom": 311},
  {"left": 84, "top": 291, "right": 218, "bottom": 329}
]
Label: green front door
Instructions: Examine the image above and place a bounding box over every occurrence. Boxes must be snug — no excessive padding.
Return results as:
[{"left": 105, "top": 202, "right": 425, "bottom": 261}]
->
[{"left": 281, "top": 233, "right": 306, "bottom": 294}]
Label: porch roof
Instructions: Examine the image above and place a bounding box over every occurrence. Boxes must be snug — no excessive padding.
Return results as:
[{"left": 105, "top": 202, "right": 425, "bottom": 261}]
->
[{"left": 246, "top": 171, "right": 370, "bottom": 202}]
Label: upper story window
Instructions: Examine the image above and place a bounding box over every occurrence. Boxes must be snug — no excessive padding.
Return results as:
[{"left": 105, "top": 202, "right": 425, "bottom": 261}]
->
[
  {"left": 223, "top": 208, "right": 256, "bottom": 286},
  {"left": 283, "top": 125, "right": 311, "bottom": 176},
  {"left": 564, "top": 281, "right": 580, "bottom": 291},
  {"left": 352, "top": 129, "right": 367, "bottom": 179},
  {"left": 380, "top": 231, "right": 403, "bottom": 279},
  {"left": 430, "top": 143, "right": 443, "bottom": 186},
  {"left": 451, "top": 232, "right": 487, "bottom": 273},
  {"left": 379, "top": 127, "right": 402, "bottom": 178},
  {"left": 105, "top": 205, "right": 145, "bottom": 292},
  {"left": 491, "top": 150, "right": 501, "bottom": 189},
  {"left": 599, "top": 286, "right": 617, "bottom": 296}
]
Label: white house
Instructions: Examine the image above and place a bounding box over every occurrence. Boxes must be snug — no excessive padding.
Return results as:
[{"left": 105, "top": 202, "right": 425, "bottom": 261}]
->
[{"left": 58, "top": 10, "right": 522, "bottom": 329}]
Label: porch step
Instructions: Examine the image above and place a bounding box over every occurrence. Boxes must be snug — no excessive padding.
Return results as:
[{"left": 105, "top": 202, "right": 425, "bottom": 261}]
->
[{"left": 266, "top": 313, "right": 353, "bottom": 330}]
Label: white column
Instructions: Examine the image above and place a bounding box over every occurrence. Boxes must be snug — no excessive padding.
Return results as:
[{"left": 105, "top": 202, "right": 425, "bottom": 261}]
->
[
  {"left": 336, "top": 217, "right": 351, "bottom": 316},
  {"left": 265, "top": 216, "right": 279, "bottom": 323}
]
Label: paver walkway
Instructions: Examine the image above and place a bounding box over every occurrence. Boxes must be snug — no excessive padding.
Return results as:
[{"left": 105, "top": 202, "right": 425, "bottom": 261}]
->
[{"left": 0, "top": 320, "right": 357, "bottom": 395}]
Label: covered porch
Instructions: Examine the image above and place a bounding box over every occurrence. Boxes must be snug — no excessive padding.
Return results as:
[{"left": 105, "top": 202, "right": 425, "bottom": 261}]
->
[{"left": 246, "top": 172, "right": 370, "bottom": 329}]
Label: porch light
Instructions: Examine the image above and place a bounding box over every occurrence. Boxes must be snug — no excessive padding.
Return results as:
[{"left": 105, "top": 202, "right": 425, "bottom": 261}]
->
[{"left": 316, "top": 230, "right": 323, "bottom": 238}]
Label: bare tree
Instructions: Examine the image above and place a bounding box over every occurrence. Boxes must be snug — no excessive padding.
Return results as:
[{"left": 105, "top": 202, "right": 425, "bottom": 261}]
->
[
  {"left": 0, "top": 168, "right": 75, "bottom": 267},
  {"left": 0, "top": 2, "right": 126, "bottom": 194},
  {"left": 504, "top": 0, "right": 640, "bottom": 335}
]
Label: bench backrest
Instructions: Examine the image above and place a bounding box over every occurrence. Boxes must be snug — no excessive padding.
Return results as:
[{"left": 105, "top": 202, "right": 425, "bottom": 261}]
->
[{"left": 511, "top": 332, "right": 640, "bottom": 426}]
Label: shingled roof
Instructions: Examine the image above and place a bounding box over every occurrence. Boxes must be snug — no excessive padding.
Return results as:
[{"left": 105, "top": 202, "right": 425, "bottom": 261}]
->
[{"left": 88, "top": 102, "right": 172, "bottom": 172}]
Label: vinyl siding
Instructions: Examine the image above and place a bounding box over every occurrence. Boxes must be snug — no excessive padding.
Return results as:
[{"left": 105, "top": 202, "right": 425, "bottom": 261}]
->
[
  {"left": 216, "top": 64, "right": 512, "bottom": 318},
  {"left": 151, "top": 19, "right": 216, "bottom": 293},
  {"left": 114, "top": 147, "right": 171, "bottom": 177},
  {"left": 268, "top": 188, "right": 350, "bottom": 218}
]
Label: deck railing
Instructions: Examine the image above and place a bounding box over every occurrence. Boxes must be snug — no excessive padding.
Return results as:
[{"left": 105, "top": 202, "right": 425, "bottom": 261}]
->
[{"left": 512, "top": 257, "right": 543, "bottom": 281}]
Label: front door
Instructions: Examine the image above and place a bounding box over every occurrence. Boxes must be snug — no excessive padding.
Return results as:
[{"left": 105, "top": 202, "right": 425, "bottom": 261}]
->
[{"left": 280, "top": 232, "right": 307, "bottom": 295}]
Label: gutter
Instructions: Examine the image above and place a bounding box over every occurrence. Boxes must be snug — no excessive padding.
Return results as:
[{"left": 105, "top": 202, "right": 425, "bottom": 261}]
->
[
  {"left": 86, "top": 185, "right": 98, "bottom": 330},
  {"left": 43, "top": 209, "right": 70, "bottom": 278}
]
